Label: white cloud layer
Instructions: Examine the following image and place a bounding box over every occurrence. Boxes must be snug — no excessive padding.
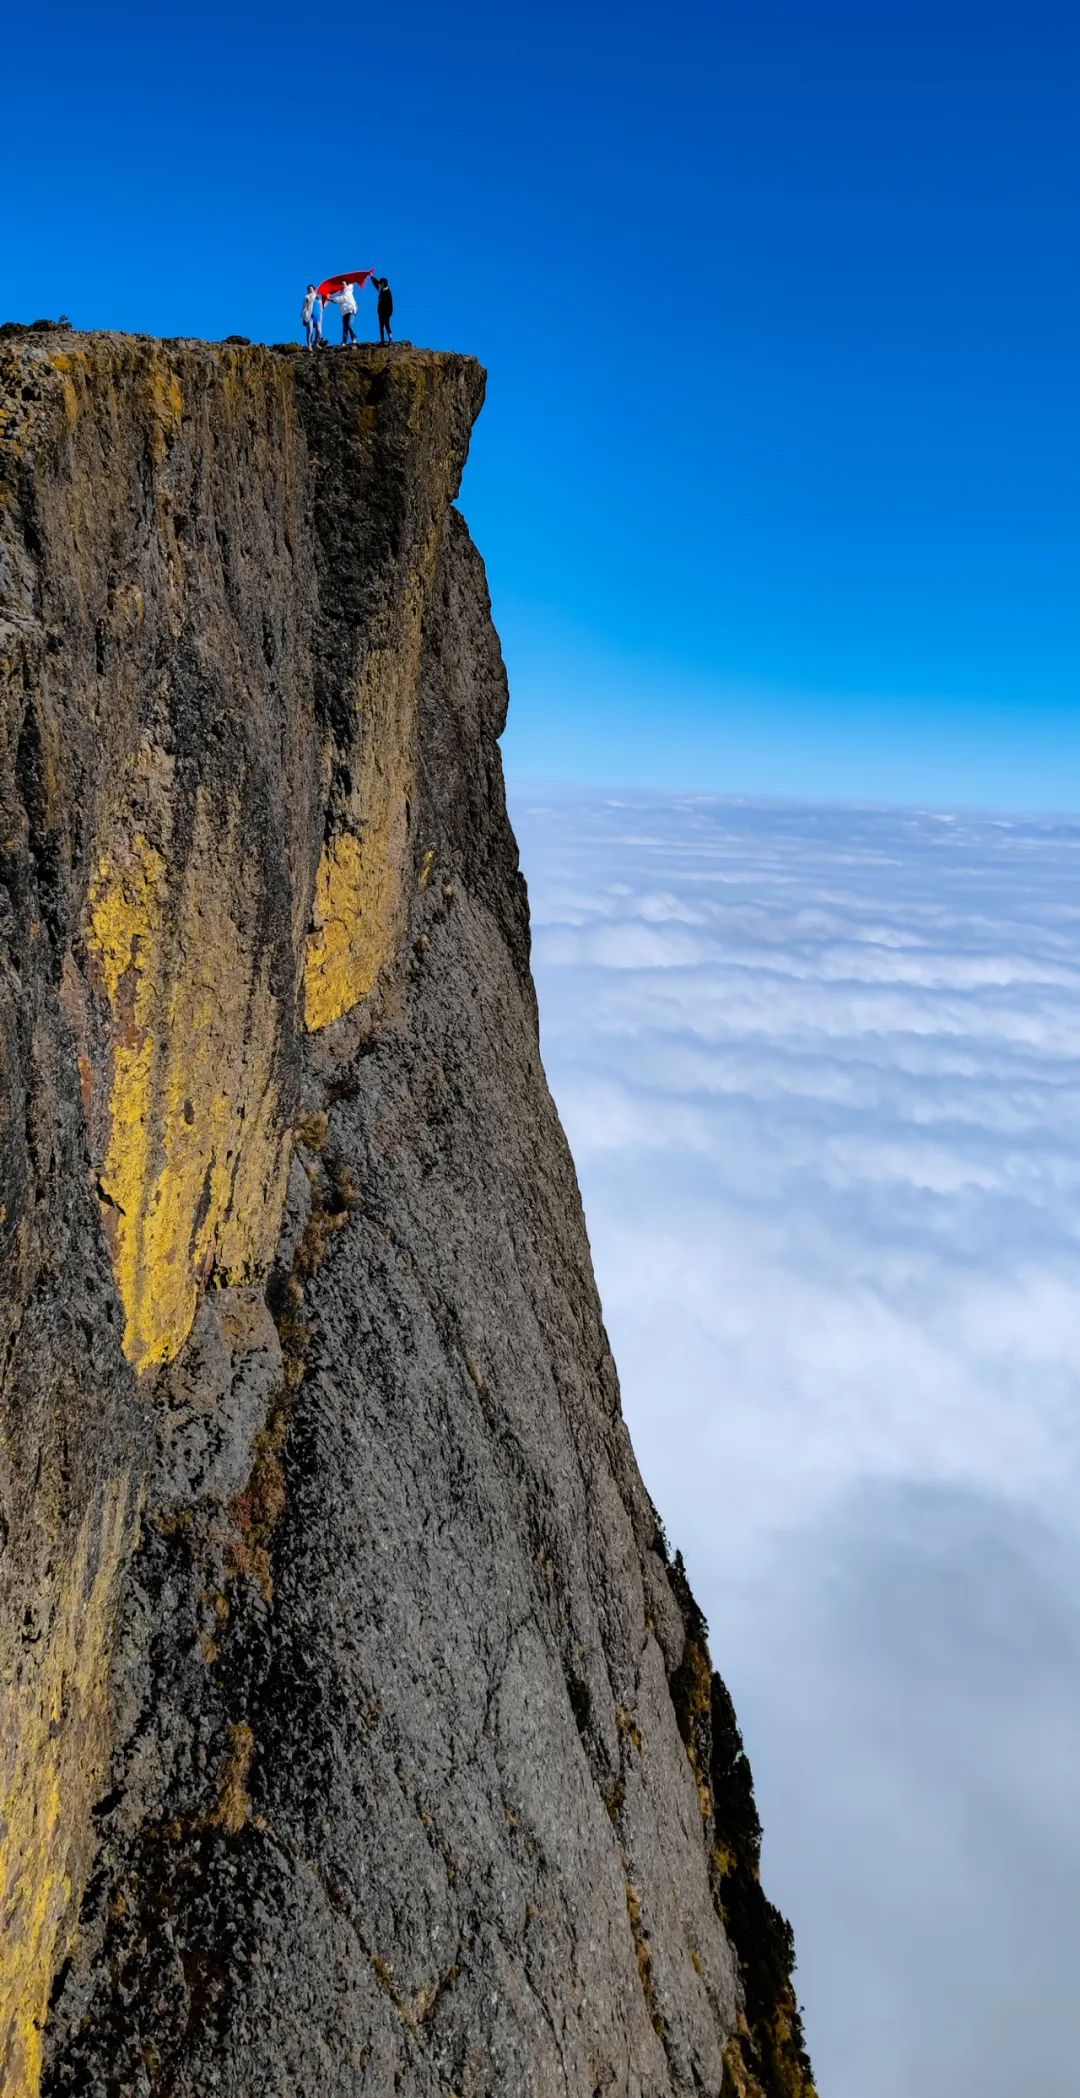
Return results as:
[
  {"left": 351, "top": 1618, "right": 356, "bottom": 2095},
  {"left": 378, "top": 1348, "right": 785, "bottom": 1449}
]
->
[{"left": 512, "top": 787, "right": 1080, "bottom": 2098}]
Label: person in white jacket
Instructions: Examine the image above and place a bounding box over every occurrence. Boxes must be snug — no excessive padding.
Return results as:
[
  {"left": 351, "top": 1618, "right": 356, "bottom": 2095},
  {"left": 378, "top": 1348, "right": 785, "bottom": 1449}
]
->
[
  {"left": 334, "top": 280, "right": 358, "bottom": 346},
  {"left": 301, "top": 285, "right": 323, "bottom": 349}
]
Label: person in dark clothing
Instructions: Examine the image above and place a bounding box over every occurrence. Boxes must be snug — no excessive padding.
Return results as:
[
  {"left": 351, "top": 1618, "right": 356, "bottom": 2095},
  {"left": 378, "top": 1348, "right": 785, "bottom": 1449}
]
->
[{"left": 376, "top": 277, "right": 394, "bottom": 344}]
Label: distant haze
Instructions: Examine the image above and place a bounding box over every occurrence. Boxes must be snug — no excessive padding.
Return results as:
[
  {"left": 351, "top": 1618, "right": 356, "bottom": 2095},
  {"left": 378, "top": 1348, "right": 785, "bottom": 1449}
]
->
[{"left": 515, "top": 786, "right": 1080, "bottom": 2098}]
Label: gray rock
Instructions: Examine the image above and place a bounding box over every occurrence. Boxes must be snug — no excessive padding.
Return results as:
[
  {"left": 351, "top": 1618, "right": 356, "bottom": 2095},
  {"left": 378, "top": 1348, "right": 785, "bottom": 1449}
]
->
[{"left": 0, "top": 334, "right": 813, "bottom": 2098}]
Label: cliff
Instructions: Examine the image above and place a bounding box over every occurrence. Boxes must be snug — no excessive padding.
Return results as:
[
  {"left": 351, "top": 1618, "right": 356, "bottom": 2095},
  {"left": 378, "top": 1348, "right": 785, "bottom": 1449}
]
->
[{"left": 0, "top": 327, "right": 814, "bottom": 2098}]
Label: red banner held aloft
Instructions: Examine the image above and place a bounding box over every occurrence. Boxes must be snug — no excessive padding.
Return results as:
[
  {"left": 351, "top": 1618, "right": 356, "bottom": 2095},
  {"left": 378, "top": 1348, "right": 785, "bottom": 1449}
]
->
[{"left": 316, "top": 271, "right": 375, "bottom": 301}]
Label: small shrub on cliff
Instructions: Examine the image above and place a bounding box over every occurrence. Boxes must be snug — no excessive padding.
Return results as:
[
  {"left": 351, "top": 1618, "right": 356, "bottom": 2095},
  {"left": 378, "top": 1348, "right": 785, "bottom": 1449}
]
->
[{"left": 710, "top": 1671, "right": 816, "bottom": 2096}]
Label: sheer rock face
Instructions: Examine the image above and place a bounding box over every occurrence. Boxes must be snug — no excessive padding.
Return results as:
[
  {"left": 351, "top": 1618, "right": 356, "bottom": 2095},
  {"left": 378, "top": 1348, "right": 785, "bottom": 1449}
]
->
[{"left": 0, "top": 332, "right": 812, "bottom": 2098}]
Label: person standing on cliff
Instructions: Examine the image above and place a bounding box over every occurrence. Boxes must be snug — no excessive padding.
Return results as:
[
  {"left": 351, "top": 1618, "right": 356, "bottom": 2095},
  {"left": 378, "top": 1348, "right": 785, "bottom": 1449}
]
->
[
  {"left": 301, "top": 285, "right": 323, "bottom": 349},
  {"left": 334, "top": 280, "right": 359, "bottom": 346},
  {"left": 375, "top": 277, "right": 394, "bottom": 344}
]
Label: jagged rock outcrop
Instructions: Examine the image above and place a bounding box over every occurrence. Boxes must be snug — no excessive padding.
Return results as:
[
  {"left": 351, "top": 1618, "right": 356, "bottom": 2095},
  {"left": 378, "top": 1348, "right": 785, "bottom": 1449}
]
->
[{"left": 0, "top": 329, "right": 815, "bottom": 2098}]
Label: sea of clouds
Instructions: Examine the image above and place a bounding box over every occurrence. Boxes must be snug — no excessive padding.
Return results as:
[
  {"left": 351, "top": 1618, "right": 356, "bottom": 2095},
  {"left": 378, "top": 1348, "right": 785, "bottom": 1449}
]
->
[{"left": 511, "top": 788, "right": 1080, "bottom": 2098}]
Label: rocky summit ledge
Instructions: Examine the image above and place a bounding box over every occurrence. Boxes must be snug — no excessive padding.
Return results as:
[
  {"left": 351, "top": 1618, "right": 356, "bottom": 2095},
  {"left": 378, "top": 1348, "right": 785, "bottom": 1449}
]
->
[
  {"left": 0, "top": 326, "right": 485, "bottom": 458},
  {"left": 0, "top": 329, "right": 814, "bottom": 2098},
  {"left": 0, "top": 317, "right": 468, "bottom": 357}
]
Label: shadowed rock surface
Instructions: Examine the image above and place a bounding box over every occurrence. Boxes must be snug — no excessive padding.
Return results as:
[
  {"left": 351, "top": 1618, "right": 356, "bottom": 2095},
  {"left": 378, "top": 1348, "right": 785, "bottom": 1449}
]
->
[{"left": 0, "top": 329, "right": 815, "bottom": 2098}]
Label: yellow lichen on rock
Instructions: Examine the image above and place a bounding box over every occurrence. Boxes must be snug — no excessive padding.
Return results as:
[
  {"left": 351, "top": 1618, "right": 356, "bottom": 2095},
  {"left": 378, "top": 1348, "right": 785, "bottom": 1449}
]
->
[
  {"left": 303, "top": 572, "right": 432, "bottom": 1032},
  {"left": 86, "top": 793, "right": 289, "bottom": 1371},
  {"left": 45, "top": 352, "right": 81, "bottom": 429},
  {"left": 0, "top": 1477, "right": 132, "bottom": 2098},
  {"left": 144, "top": 361, "right": 184, "bottom": 458},
  {"left": 212, "top": 1721, "right": 256, "bottom": 1836},
  {"left": 304, "top": 764, "right": 414, "bottom": 1029},
  {"left": 86, "top": 828, "right": 168, "bottom": 1360},
  {"left": 305, "top": 831, "right": 377, "bottom": 1029}
]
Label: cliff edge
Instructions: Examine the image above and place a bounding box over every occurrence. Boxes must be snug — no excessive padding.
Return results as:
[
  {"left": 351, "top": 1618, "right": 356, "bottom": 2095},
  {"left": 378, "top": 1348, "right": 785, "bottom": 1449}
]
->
[{"left": 0, "top": 329, "right": 815, "bottom": 2098}]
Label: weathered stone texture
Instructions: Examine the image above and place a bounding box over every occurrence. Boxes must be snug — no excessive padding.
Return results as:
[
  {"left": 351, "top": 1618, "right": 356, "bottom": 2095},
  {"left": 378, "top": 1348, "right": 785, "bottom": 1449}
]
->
[{"left": 0, "top": 331, "right": 812, "bottom": 2098}]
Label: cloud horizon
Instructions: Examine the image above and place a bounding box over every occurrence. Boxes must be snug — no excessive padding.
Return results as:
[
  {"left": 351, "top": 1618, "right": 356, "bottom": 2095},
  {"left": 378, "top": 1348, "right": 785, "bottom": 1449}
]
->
[{"left": 513, "top": 785, "right": 1080, "bottom": 2098}]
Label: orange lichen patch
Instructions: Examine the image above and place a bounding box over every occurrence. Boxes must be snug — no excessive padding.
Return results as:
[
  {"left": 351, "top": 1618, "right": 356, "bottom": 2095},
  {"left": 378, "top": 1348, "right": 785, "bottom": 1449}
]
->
[
  {"left": 85, "top": 792, "right": 289, "bottom": 1371},
  {"left": 0, "top": 1477, "right": 132, "bottom": 2098}
]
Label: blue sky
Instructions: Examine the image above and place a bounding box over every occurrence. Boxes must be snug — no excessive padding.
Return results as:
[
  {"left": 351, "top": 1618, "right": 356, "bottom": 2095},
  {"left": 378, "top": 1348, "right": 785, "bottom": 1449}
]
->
[
  {"left": 5, "top": 14, "right": 1080, "bottom": 2089},
  {"left": 3, "top": 1, "right": 1077, "bottom": 806}
]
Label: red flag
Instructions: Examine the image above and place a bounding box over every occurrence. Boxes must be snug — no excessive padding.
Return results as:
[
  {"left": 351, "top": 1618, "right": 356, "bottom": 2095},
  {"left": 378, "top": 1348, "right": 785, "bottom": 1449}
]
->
[{"left": 316, "top": 271, "right": 374, "bottom": 301}]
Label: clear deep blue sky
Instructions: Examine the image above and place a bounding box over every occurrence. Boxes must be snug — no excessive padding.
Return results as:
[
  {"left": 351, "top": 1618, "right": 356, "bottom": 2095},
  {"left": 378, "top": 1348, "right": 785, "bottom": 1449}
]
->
[{"left": 3, "top": 1, "right": 1077, "bottom": 807}]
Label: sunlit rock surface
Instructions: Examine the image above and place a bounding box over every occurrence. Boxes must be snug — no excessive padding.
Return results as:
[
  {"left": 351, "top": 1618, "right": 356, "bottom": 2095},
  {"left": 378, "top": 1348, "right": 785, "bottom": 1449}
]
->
[{"left": 0, "top": 329, "right": 814, "bottom": 2098}]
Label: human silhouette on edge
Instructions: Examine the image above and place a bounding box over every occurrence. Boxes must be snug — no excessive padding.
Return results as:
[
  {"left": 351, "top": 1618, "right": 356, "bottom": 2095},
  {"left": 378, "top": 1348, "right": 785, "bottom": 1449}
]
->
[{"left": 376, "top": 277, "right": 394, "bottom": 344}]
